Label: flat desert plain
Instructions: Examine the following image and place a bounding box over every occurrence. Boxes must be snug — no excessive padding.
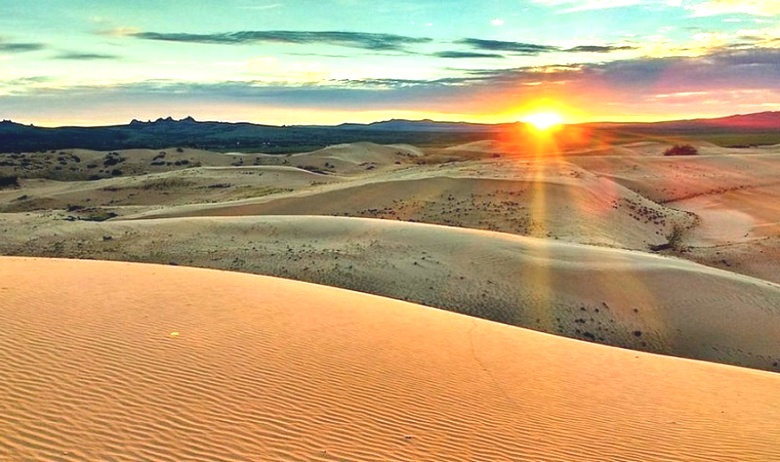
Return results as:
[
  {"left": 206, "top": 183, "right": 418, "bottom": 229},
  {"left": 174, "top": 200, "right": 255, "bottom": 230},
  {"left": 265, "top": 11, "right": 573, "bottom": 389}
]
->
[{"left": 2, "top": 139, "right": 780, "bottom": 460}]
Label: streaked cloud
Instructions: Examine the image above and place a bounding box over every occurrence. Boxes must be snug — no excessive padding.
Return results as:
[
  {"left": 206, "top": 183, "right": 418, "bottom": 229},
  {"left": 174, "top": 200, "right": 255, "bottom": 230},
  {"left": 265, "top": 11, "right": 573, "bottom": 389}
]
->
[
  {"left": 457, "top": 38, "right": 636, "bottom": 55},
  {"left": 456, "top": 38, "right": 559, "bottom": 54},
  {"left": 97, "top": 27, "right": 142, "bottom": 37},
  {"left": 689, "top": 1, "right": 780, "bottom": 16},
  {"left": 0, "top": 41, "right": 45, "bottom": 53},
  {"left": 532, "top": 0, "right": 644, "bottom": 13},
  {"left": 238, "top": 3, "right": 282, "bottom": 10},
  {"left": 132, "top": 30, "right": 433, "bottom": 51},
  {"left": 3, "top": 0, "right": 778, "bottom": 125},
  {"left": 9, "top": 46, "right": 778, "bottom": 120},
  {"left": 433, "top": 51, "right": 505, "bottom": 59},
  {"left": 55, "top": 52, "right": 120, "bottom": 60},
  {"left": 565, "top": 45, "right": 637, "bottom": 52}
]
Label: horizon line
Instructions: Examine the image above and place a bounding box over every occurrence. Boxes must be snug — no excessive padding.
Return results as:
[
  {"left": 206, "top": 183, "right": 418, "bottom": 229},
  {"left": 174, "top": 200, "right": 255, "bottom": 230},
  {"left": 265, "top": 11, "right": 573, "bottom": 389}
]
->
[{"left": 3, "top": 110, "right": 779, "bottom": 129}]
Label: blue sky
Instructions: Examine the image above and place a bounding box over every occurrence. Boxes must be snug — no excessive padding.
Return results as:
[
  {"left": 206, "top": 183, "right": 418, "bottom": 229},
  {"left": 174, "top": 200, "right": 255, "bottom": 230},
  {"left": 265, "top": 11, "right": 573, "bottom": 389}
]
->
[{"left": 1, "top": 0, "right": 779, "bottom": 126}]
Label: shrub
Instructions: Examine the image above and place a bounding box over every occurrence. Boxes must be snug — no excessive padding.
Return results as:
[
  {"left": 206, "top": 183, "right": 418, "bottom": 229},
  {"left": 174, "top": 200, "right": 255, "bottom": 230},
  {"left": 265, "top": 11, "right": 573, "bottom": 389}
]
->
[
  {"left": 666, "top": 224, "right": 685, "bottom": 250},
  {"left": 0, "top": 175, "right": 20, "bottom": 188},
  {"left": 663, "top": 144, "right": 698, "bottom": 156}
]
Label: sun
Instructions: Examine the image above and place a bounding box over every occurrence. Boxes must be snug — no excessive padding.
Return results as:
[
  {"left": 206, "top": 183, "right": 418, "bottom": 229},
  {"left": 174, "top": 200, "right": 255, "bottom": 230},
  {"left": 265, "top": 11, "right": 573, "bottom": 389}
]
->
[{"left": 522, "top": 112, "right": 564, "bottom": 131}]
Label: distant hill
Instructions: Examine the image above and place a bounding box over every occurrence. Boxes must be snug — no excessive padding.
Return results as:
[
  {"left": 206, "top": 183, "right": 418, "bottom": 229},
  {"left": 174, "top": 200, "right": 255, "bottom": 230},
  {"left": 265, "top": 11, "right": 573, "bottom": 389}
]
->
[
  {"left": 589, "top": 111, "right": 780, "bottom": 131},
  {"left": 1, "top": 112, "right": 778, "bottom": 153},
  {"left": 333, "top": 119, "right": 522, "bottom": 132},
  {"left": 0, "top": 117, "right": 510, "bottom": 153}
]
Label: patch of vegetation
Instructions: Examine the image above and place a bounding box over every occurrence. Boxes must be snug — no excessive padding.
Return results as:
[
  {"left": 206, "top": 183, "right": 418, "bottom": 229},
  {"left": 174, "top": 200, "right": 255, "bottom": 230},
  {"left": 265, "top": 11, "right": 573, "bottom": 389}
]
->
[
  {"left": 78, "top": 210, "right": 118, "bottom": 222},
  {"left": 0, "top": 175, "right": 20, "bottom": 189},
  {"left": 663, "top": 144, "right": 698, "bottom": 156},
  {"left": 297, "top": 165, "right": 330, "bottom": 174},
  {"left": 230, "top": 186, "right": 293, "bottom": 200},
  {"left": 103, "top": 152, "right": 126, "bottom": 167},
  {"left": 649, "top": 223, "right": 689, "bottom": 252},
  {"left": 140, "top": 177, "right": 196, "bottom": 190}
]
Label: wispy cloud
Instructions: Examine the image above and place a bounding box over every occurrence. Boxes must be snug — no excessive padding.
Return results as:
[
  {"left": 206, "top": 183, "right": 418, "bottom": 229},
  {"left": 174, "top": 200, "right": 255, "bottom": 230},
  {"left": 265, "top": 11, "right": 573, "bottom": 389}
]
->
[
  {"left": 96, "top": 27, "right": 142, "bottom": 37},
  {"left": 131, "top": 30, "right": 432, "bottom": 51},
  {"left": 6, "top": 25, "right": 780, "bottom": 123},
  {"left": 688, "top": 0, "right": 780, "bottom": 16},
  {"left": 238, "top": 3, "right": 282, "bottom": 10},
  {"left": 15, "top": 46, "right": 779, "bottom": 110},
  {"left": 55, "top": 52, "right": 120, "bottom": 60},
  {"left": 532, "top": 0, "right": 644, "bottom": 13},
  {"left": 456, "top": 38, "right": 559, "bottom": 55},
  {"left": 433, "top": 51, "right": 505, "bottom": 59},
  {"left": 0, "top": 41, "right": 45, "bottom": 53},
  {"left": 565, "top": 44, "right": 637, "bottom": 52},
  {"left": 457, "top": 38, "right": 635, "bottom": 55}
]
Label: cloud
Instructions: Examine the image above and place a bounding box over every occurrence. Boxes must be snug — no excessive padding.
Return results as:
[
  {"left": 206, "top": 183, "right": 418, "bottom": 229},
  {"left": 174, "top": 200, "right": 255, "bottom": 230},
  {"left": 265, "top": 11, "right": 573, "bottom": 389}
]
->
[
  {"left": 6, "top": 46, "right": 780, "bottom": 123},
  {"left": 565, "top": 45, "right": 637, "bottom": 52},
  {"left": 458, "top": 38, "right": 634, "bottom": 55},
  {"left": 131, "top": 30, "right": 432, "bottom": 51},
  {"left": 688, "top": 0, "right": 780, "bottom": 16},
  {"left": 97, "top": 27, "right": 142, "bottom": 37},
  {"left": 55, "top": 52, "right": 120, "bottom": 60},
  {"left": 433, "top": 51, "right": 505, "bottom": 59},
  {"left": 238, "top": 3, "right": 282, "bottom": 10},
  {"left": 0, "top": 76, "right": 53, "bottom": 87},
  {"left": 456, "top": 38, "right": 559, "bottom": 55},
  {"left": 532, "top": 0, "right": 644, "bottom": 13},
  {"left": 0, "top": 42, "right": 45, "bottom": 53}
]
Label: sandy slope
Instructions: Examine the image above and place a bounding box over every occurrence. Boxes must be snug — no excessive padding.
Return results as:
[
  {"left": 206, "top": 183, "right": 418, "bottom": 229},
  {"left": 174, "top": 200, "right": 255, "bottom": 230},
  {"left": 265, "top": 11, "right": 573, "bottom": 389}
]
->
[
  {"left": 123, "top": 157, "right": 693, "bottom": 249},
  {"left": 3, "top": 215, "right": 780, "bottom": 371},
  {"left": 569, "top": 149, "right": 780, "bottom": 281},
  {"left": 3, "top": 141, "right": 780, "bottom": 371},
  {"left": 289, "top": 142, "right": 423, "bottom": 173},
  {"left": 1, "top": 256, "right": 779, "bottom": 461}
]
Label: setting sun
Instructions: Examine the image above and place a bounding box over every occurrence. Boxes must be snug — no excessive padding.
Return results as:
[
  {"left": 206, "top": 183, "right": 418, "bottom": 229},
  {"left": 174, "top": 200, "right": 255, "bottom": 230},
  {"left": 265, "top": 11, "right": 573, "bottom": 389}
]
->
[{"left": 522, "top": 112, "right": 564, "bottom": 130}]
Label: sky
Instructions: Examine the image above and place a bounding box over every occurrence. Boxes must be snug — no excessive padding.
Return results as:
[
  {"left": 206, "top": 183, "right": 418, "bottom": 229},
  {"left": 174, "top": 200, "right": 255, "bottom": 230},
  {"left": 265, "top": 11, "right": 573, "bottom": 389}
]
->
[{"left": 1, "top": 0, "right": 779, "bottom": 126}]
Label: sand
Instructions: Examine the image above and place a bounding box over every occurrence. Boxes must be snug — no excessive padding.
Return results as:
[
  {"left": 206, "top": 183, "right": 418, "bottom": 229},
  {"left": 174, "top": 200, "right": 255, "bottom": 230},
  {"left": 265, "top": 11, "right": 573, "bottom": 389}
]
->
[
  {"left": 568, "top": 147, "right": 780, "bottom": 282},
  {"left": 4, "top": 142, "right": 780, "bottom": 372},
  {"left": 2, "top": 214, "right": 780, "bottom": 371},
  {"left": 2, "top": 256, "right": 779, "bottom": 461}
]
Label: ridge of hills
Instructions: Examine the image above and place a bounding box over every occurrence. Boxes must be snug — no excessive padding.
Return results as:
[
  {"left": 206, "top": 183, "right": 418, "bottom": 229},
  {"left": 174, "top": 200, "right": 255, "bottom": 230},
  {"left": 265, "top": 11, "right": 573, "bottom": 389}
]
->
[{"left": 1, "top": 111, "right": 778, "bottom": 153}]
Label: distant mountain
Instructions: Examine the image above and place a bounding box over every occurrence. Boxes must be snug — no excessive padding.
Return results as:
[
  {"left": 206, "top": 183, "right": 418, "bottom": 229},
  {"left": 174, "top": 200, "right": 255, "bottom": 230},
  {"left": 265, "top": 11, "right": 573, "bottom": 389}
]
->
[
  {"left": 1, "top": 112, "right": 778, "bottom": 153},
  {"left": 589, "top": 111, "right": 780, "bottom": 131},
  {"left": 333, "top": 119, "right": 521, "bottom": 132},
  {"left": 0, "top": 117, "right": 504, "bottom": 153},
  {"left": 681, "top": 111, "right": 780, "bottom": 129}
]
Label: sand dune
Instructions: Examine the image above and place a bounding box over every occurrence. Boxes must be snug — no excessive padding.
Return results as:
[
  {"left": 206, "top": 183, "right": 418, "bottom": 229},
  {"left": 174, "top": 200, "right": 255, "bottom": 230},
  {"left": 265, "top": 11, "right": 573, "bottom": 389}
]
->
[
  {"left": 0, "top": 164, "right": 345, "bottom": 213},
  {"left": 4, "top": 141, "right": 780, "bottom": 373},
  {"left": 125, "top": 158, "right": 694, "bottom": 249},
  {"left": 293, "top": 142, "right": 423, "bottom": 173},
  {"left": 569, "top": 150, "right": 780, "bottom": 281},
  {"left": 4, "top": 215, "right": 780, "bottom": 371},
  {"left": 1, "top": 256, "right": 779, "bottom": 461}
]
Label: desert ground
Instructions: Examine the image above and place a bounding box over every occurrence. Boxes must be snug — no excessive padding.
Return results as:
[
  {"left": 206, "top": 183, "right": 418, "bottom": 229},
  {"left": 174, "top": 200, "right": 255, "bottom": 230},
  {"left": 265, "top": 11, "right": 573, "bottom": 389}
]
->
[
  {"left": 2, "top": 138, "right": 780, "bottom": 460},
  {"left": 2, "top": 140, "right": 780, "bottom": 366},
  {"left": 2, "top": 257, "right": 780, "bottom": 461}
]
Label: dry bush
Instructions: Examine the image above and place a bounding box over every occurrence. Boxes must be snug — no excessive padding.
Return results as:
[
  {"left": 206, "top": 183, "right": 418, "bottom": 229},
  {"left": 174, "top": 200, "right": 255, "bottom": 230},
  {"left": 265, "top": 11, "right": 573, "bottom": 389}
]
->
[{"left": 663, "top": 144, "right": 698, "bottom": 156}]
